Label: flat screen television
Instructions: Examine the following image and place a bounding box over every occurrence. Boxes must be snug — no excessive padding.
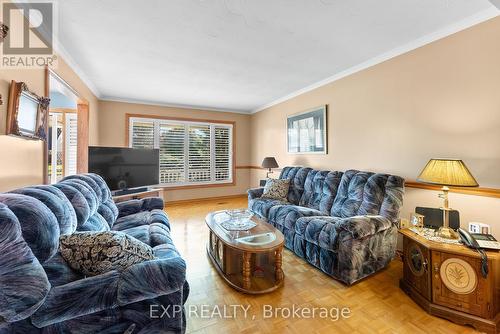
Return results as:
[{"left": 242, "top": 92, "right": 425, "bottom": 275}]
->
[{"left": 88, "top": 146, "right": 159, "bottom": 191}]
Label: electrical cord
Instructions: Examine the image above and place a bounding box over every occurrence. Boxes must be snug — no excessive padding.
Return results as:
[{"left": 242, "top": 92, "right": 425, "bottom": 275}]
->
[{"left": 476, "top": 248, "right": 489, "bottom": 278}]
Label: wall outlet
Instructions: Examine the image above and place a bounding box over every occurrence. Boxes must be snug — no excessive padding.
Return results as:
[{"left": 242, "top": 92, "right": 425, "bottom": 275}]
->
[{"left": 400, "top": 218, "right": 410, "bottom": 229}]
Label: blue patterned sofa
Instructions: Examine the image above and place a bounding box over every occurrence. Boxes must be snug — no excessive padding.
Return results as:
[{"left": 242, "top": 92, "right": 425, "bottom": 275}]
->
[
  {"left": 0, "top": 174, "right": 188, "bottom": 334},
  {"left": 248, "top": 167, "right": 404, "bottom": 285}
]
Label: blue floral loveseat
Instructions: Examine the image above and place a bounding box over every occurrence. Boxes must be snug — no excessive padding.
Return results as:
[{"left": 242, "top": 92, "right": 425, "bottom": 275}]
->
[
  {"left": 248, "top": 167, "right": 404, "bottom": 285},
  {"left": 0, "top": 174, "right": 188, "bottom": 333}
]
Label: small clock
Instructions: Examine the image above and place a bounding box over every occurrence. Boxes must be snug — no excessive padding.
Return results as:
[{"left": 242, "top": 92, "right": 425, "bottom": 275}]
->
[{"left": 410, "top": 213, "right": 425, "bottom": 229}]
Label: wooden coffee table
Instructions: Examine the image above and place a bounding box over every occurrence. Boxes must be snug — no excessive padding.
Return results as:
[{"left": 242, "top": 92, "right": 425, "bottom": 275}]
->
[{"left": 205, "top": 210, "right": 285, "bottom": 294}]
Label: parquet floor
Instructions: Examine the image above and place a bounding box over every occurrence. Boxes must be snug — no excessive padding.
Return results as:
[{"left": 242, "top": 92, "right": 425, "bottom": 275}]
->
[{"left": 166, "top": 196, "right": 478, "bottom": 334}]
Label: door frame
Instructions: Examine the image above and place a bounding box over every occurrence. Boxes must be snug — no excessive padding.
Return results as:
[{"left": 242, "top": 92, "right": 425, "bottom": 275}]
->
[{"left": 44, "top": 67, "right": 90, "bottom": 183}]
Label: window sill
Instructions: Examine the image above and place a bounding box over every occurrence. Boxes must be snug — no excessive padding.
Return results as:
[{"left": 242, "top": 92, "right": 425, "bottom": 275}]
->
[{"left": 159, "top": 181, "right": 236, "bottom": 191}]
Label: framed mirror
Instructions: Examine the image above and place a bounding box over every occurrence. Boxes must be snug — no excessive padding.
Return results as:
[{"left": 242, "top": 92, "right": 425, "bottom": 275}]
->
[{"left": 6, "top": 80, "right": 50, "bottom": 140}]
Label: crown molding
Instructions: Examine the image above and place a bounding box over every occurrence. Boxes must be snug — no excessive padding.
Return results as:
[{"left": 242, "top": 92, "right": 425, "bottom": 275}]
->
[
  {"left": 251, "top": 7, "right": 500, "bottom": 114},
  {"left": 489, "top": 0, "right": 500, "bottom": 10},
  {"left": 52, "top": 39, "right": 102, "bottom": 99},
  {"left": 99, "top": 96, "right": 250, "bottom": 115},
  {"left": 14, "top": 1, "right": 498, "bottom": 113},
  {"left": 10, "top": 0, "right": 102, "bottom": 98}
]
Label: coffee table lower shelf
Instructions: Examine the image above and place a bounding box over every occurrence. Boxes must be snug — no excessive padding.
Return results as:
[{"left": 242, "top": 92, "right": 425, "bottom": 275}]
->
[{"left": 206, "top": 240, "right": 284, "bottom": 294}]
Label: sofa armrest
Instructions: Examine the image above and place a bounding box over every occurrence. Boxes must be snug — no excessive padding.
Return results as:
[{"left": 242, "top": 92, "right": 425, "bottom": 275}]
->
[
  {"left": 117, "top": 257, "right": 186, "bottom": 305},
  {"left": 116, "top": 197, "right": 164, "bottom": 218},
  {"left": 31, "top": 257, "right": 186, "bottom": 328},
  {"left": 31, "top": 271, "right": 120, "bottom": 328},
  {"left": 337, "top": 215, "right": 394, "bottom": 239},
  {"left": 247, "top": 187, "right": 264, "bottom": 201}
]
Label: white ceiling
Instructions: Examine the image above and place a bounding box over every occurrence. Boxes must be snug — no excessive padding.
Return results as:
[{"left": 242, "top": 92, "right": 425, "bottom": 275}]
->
[{"left": 52, "top": 0, "right": 498, "bottom": 113}]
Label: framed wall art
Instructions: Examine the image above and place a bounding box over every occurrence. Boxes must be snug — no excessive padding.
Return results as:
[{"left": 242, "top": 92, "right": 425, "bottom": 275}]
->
[{"left": 287, "top": 105, "right": 327, "bottom": 154}]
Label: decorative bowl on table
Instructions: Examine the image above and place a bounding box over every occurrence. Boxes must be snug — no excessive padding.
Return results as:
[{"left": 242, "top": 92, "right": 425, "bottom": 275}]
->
[
  {"left": 221, "top": 209, "right": 255, "bottom": 231},
  {"left": 225, "top": 209, "right": 253, "bottom": 221}
]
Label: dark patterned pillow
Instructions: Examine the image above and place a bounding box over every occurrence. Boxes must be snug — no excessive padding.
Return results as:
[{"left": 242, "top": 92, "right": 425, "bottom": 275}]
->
[
  {"left": 59, "top": 231, "right": 155, "bottom": 276},
  {"left": 262, "top": 178, "right": 290, "bottom": 201}
]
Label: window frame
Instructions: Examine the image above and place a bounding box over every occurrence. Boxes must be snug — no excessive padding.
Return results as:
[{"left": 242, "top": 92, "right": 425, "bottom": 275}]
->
[{"left": 126, "top": 114, "right": 235, "bottom": 189}]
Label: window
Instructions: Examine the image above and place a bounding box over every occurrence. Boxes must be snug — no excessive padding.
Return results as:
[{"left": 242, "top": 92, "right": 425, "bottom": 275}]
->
[
  {"left": 48, "top": 111, "right": 78, "bottom": 183},
  {"left": 129, "top": 117, "right": 233, "bottom": 186}
]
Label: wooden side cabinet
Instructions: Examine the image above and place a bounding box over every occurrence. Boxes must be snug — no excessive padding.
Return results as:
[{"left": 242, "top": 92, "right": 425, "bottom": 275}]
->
[{"left": 399, "top": 229, "right": 500, "bottom": 334}]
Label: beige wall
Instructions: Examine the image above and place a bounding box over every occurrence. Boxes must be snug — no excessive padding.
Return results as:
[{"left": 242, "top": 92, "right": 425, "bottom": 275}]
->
[
  {"left": 0, "top": 57, "right": 100, "bottom": 191},
  {"left": 250, "top": 17, "right": 500, "bottom": 238},
  {"left": 2, "top": 14, "right": 500, "bottom": 238},
  {"left": 98, "top": 100, "right": 251, "bottom": 202},
  {"left": 0, "top": 65, "right": 45, "bottom": 190}
]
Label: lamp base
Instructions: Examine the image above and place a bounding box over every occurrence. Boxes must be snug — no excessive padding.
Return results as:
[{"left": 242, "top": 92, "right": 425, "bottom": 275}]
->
[
  {"left": 266, "top": 169, "right": 273, "bottom": 179},
  {"left": 436, "top": 226, "right": 459, "bottom": 240}
]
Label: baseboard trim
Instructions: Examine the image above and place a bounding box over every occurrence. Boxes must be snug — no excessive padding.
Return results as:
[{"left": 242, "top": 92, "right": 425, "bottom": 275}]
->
[{"left": 165, "top": 194, "right": 247, "bottom": 206}]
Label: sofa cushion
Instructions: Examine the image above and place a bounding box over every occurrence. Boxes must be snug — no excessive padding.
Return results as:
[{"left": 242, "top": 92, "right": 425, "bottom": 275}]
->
[
  {"left": 301, "top": 216, "right": 345, "bottom": 251},
  {"left": 299, "top": 215, "right": 395, "bottom": 252},
  {"left": 116, "top": 197, "right": 164, "bottom": 218},
  {"left": 262, "top": 178, "right": 290, "bottom": 201},
  {"left": 113, "top": 210, "right": 170, "bottom": 232},
  {"left": 330, "top": 170, "right": 404, "bottom": 222},
  {"left": 63, "top": 174, "right": 104, "bottom": 204},
  {"left": 53, "top": 183, "right": 92, "bottom": 229},
  {"left": 79, "top": 213, "right": 111, "bottom": 232},
  {"left": 268, "top": 205, "right": 326, "bottom": 231},
  {"left": 99, "top": 199, "right": 120, "bottom": 227},
  {"left": 0, "top": 193, "right": 60, "bottom": 264},
  {"left": 0, "top": 203, "right": 50, "bottom": 322},
  {"left": 59, "top": 231, "right": 155, "bottom": 276},
  {"left": 63, "top": 174, "right": 119, "bottom": 228},
  {"left": 153, "top": 243, "right": 181, "bottom": 260},
  {"left": 279, "top": 167, "right": 312, "bottom": 205},
  {"left": 42, "top": 252, "right": 83, "bottom": 287},
  {"left": 299, "top": 170, "right": 343, "bottom": 213},
  {"left": 249, "top": 198, "right": 288, "bottom": 219},
  {"left": 10, "top": 186, "right": 78, "bottom": 235},
  {"left": 121, "top": 223, "right": 172, "bottom": 248},
  {"left": 59, "top": 179, "right": 99, "bottom": 218}
]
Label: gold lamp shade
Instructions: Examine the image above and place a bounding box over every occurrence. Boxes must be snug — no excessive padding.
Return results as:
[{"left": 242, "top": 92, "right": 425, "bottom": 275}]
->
[
  {"left": 417, "top": 159, "right": 478, "bottom": 187},
  {"left": 416, "top": 159, "right": 478, "bottom": 239}
]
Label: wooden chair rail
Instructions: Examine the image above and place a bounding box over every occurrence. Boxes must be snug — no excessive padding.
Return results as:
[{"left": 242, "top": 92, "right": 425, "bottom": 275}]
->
[
  {"left": 405, "top": 181, "right": 500, "bottom": 199},
  {"left": 236, "top": 166, "right": 500, "bottom": 199}
]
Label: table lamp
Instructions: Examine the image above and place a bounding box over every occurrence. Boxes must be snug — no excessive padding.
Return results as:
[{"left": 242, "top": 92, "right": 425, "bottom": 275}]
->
[
  {"left": 261, "top": 157, "right": 279, "bottom": 178},
  {"left": 417, "top": 159, "right": 479, "bottom": 239}
]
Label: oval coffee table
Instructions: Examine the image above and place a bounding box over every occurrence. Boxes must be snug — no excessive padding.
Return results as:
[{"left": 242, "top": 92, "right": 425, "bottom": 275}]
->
[{"left": 205, "top": 210, "right": 285, "bottom": 294}]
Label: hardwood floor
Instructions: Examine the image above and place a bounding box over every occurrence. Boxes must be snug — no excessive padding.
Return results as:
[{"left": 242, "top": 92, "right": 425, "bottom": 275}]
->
[{"left": 166, "top": 196, "right": 478, "bottom": 334}]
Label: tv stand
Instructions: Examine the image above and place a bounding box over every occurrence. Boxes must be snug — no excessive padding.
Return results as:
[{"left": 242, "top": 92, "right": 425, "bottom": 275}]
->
[
  {"left": 113, "top": 187, "right": 149, "bottom": 196},
  {"left": 112, "top": 188, "right": 164, "bottom": 203}
]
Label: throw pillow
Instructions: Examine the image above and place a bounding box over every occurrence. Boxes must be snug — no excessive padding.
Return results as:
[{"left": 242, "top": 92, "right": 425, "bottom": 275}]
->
[
  {"left": 262, "top": 178, "right": 290, "bottom": 201},
  {"left": 59, "top": 231, "right": 155, "bottom": 276}
]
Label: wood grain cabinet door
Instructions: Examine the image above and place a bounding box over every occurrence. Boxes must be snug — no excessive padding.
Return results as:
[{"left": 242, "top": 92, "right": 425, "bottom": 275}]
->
[
  {"left": 403, "top": 236, "right": 432, "bottom": 300},
  {"left": 432, "top": 251, "right": 492, "bottom": 318}
]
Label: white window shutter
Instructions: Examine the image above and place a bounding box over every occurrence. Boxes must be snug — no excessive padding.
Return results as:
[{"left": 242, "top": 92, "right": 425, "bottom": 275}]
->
[
  {"left": 159, "top": 123, "right": 186, "bottom": 184},
  {"left": 65, "top": 113, "right": 78, "bottom": 176},
  {"left": 214, "top": 126, "right": 231, "bottom": 181},
  {"left": 131, "top": 120, "right": 155, "bottom": 149},
  {"left": 188, "top": 125, "right": 211, "bottom": 182},
  {"left": 129, "top": 117, "right": 233, "bottom": 186}
]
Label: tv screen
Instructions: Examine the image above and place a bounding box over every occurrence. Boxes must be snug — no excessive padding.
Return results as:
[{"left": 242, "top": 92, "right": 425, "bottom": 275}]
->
[{"left": 88, "top": 146, "right": 159, "bottom": 191}]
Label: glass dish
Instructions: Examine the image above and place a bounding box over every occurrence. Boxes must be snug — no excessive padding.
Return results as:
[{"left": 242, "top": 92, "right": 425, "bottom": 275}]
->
[{"left": 225, "top": 209, "right": 253, "bottom": 221}]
